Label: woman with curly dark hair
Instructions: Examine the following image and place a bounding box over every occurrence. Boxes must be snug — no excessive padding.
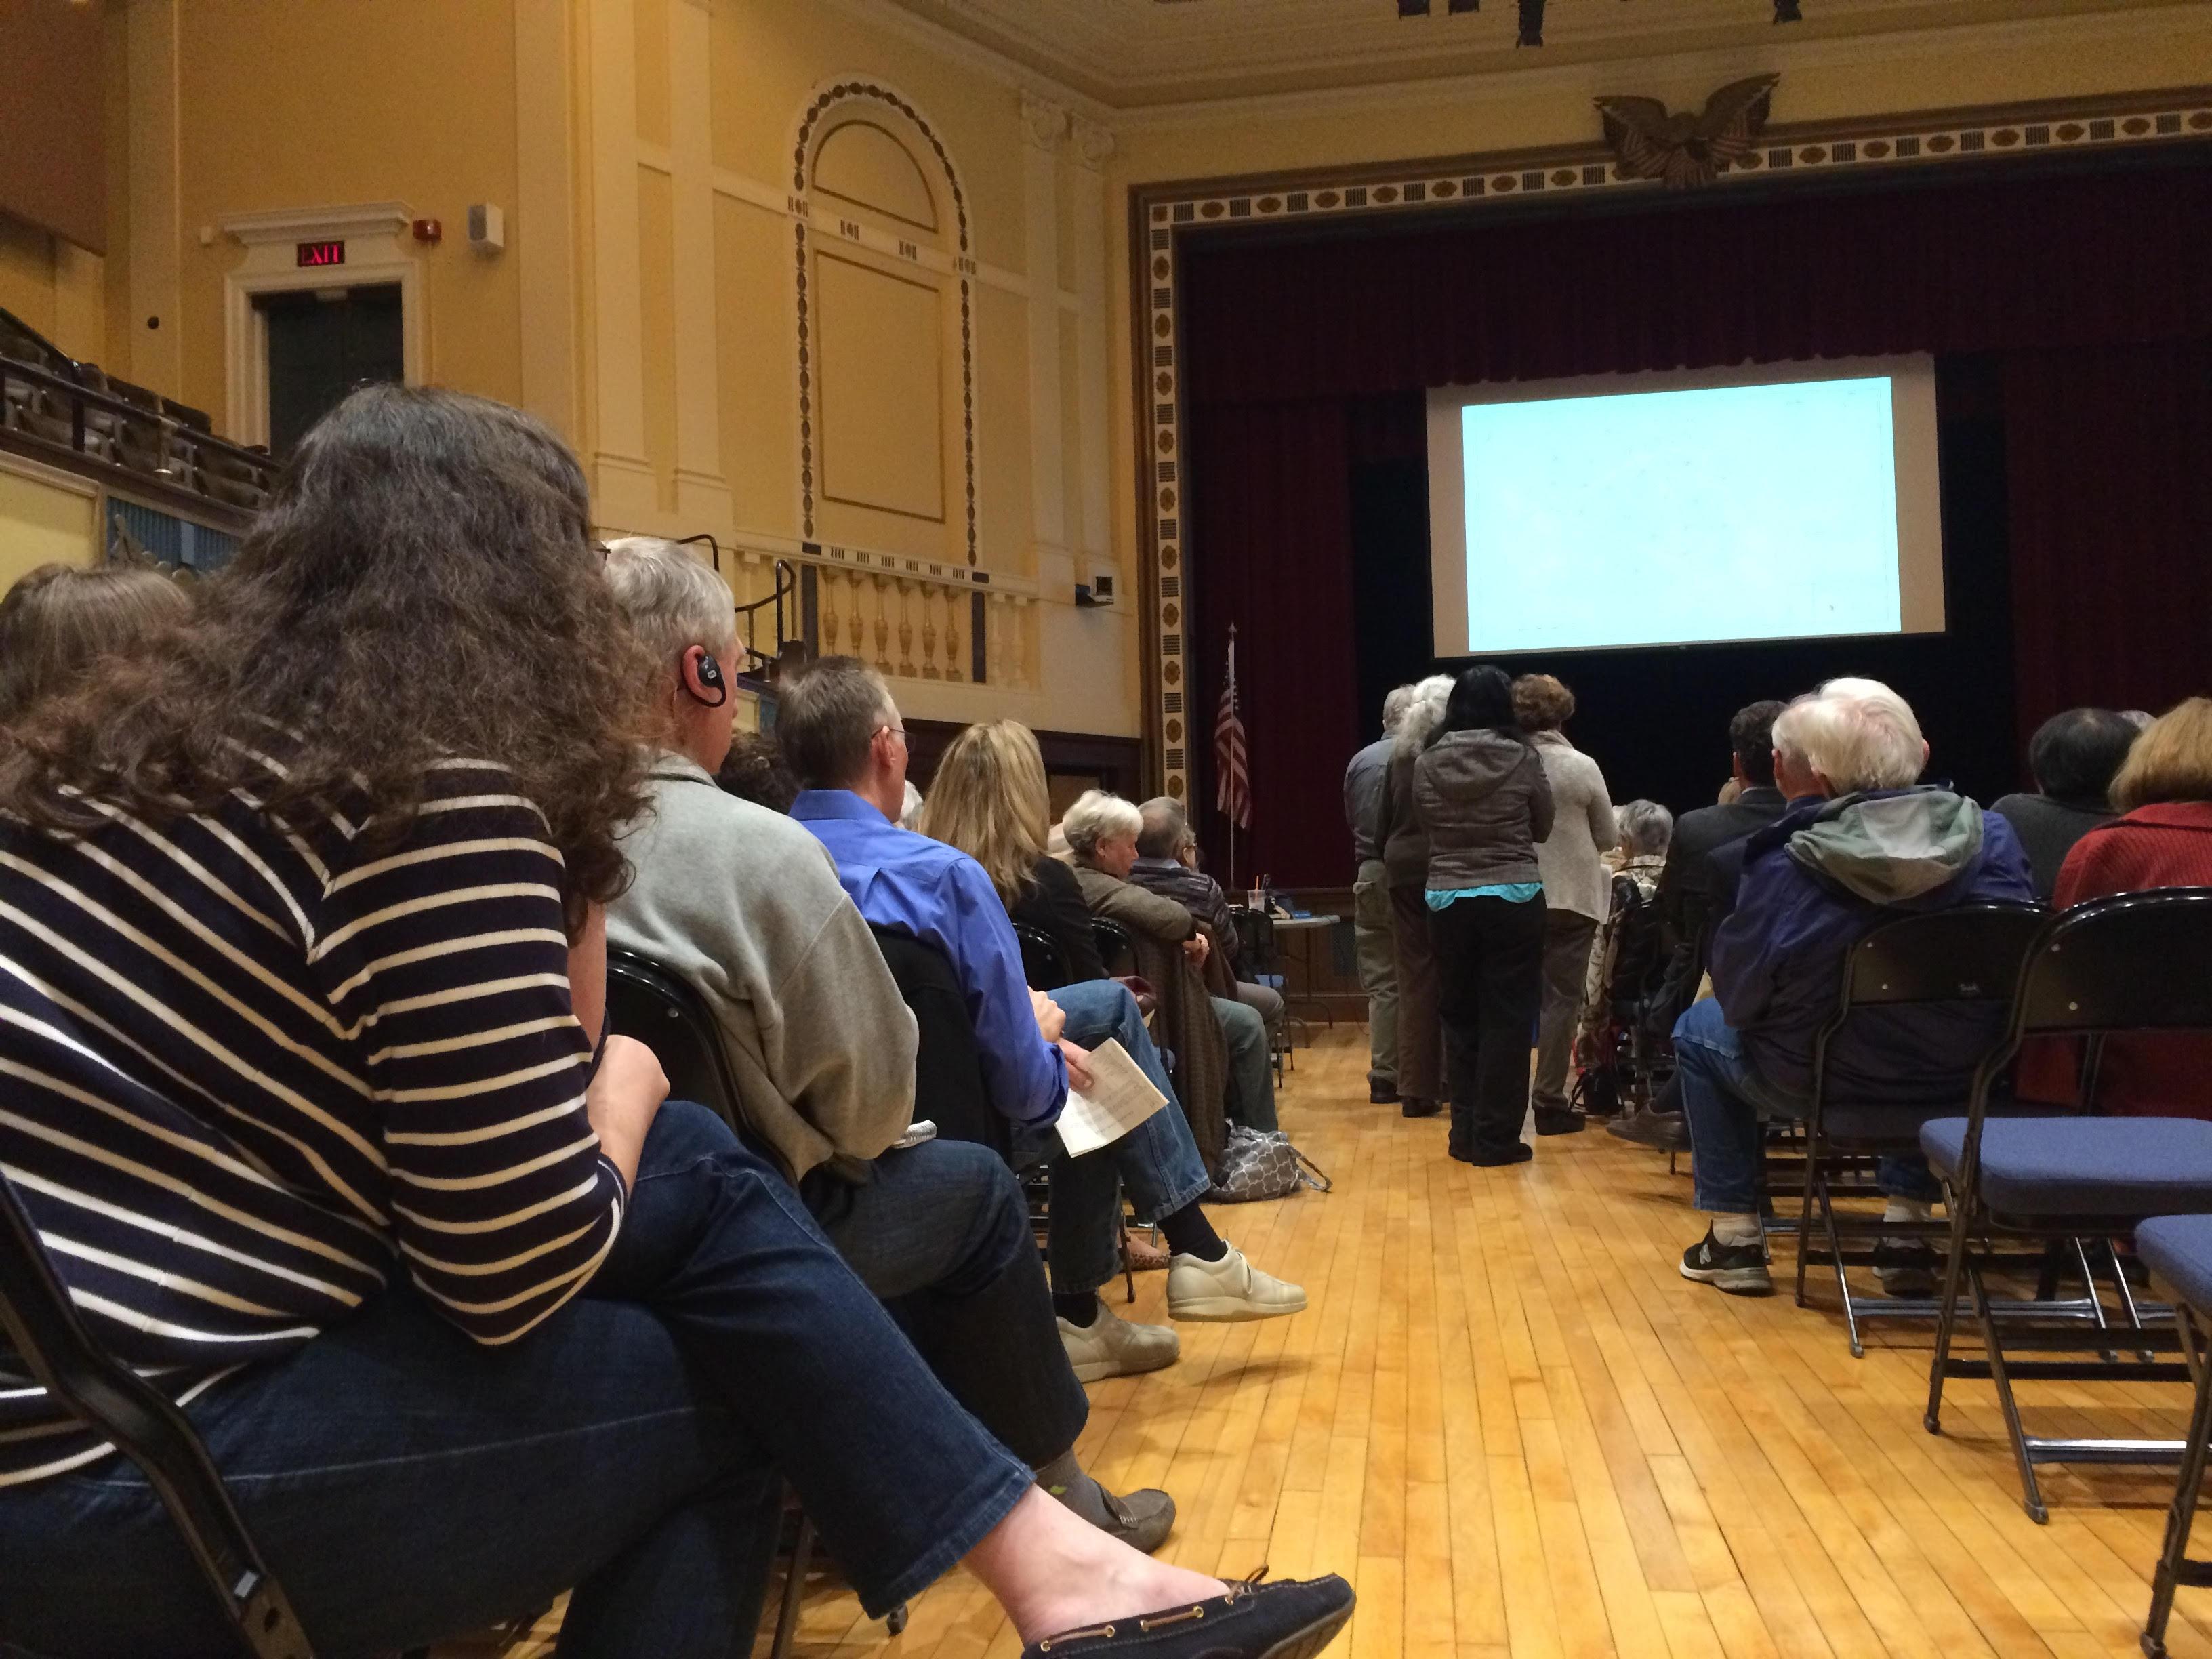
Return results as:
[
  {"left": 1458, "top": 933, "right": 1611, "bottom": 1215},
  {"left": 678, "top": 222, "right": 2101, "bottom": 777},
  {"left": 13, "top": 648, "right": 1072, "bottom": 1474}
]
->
[{"left": 0, "top": 388, "right": 1343, "bottom": 1659}]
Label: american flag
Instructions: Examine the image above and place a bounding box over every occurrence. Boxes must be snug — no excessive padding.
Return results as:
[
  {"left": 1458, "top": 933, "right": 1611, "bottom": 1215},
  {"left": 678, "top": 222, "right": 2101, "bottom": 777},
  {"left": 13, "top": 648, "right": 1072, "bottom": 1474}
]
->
[{"left": 1214, "top": 630, "right": 1250, "bottom": 830}]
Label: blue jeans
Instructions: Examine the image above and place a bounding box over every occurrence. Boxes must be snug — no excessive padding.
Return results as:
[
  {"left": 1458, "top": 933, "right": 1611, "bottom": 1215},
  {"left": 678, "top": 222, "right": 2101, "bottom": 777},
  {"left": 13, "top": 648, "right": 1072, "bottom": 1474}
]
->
[
  {"left": 1674, "top": 998, "right": 1941, "bottom": 1214},
  {"left": 1213, "top": 995, "right": 1279, "bottom": 1132},
  {"left": 803, "top": 1137, "right": 1087, "bottom": 1468},
  {"left": 1029, "top": 979, "right": 1214, "bottom": 1296},
  {"left": 0, "top": 1102, "right": 1033, "bottom": 1659}
]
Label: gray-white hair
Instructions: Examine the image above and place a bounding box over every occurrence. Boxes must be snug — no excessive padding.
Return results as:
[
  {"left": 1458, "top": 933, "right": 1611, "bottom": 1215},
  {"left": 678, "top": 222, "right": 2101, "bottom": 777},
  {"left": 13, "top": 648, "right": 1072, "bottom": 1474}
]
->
[
  {"left": 602, "top": 537, "right": 735, "bottom": 668},
  {"left": 1616, "top": 798, "right": 1673, "bottom": 858},
  {"left": 1395, "top": 681, "right": 1452, "bottom": 759},
  {"left": 1771, "top": 693, "right": 1818, "bottom": 774},
  {"left": 1381, "top": 683, "right": 1418, "bottom": 734},
  {"left": 1799, "top": 676, "right": 1927, "bottom": 792},
  {"left": 1063, "top": 788, "right": 1143, "bottom": 859},
  {"left": 899, "top": 780, "right": 925, "bottom": 830}
]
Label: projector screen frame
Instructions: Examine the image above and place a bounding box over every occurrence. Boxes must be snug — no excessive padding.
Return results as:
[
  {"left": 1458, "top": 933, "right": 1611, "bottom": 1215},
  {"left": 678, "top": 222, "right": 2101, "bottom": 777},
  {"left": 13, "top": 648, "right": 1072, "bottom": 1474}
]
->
[{"left": 1425, "top": 353, "right": 1946, "bottom": 661}]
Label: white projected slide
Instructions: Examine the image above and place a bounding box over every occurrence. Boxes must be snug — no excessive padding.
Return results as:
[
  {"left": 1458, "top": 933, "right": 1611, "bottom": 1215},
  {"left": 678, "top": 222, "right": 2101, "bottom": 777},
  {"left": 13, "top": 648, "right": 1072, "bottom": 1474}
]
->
[{"left": 1425, "top": 357, "right": 1944, "bottom": 658}]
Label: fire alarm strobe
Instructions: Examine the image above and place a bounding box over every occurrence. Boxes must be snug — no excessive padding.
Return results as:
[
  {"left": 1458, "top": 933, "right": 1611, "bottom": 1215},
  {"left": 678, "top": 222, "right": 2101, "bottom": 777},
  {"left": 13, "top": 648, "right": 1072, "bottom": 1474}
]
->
[{"left": 412, "top": 218, "right": 443, "bottom": 244}]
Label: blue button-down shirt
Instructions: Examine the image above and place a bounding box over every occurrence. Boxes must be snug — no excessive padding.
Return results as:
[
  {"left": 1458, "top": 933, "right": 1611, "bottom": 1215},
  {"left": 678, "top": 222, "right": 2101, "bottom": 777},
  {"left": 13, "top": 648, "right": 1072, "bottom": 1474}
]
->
[{"left": 791, "top": 789, "right": 1067, "bottom": 1127}]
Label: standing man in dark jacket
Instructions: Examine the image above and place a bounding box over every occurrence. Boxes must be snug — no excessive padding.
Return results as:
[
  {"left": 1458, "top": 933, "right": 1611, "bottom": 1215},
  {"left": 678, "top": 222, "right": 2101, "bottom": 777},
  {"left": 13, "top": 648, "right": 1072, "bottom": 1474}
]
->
[
  {"left": 1345, "top": 685, "right": 1418, "bottom": 1104},
  {"left": 1677, "top": 678, "right": 2036, "bottom": 1296}
]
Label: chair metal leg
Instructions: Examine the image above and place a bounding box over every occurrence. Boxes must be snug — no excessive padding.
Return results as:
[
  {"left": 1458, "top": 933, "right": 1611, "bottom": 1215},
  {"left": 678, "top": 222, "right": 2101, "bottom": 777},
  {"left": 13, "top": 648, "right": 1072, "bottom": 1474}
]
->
[
  {"left": 1793, "top": 1145, "right": 1820, "bottom": 1309},
  {"left": 888, "top": 1604, "right": 911, "bottom": 1637},
  {"left": 1926, "top": 1188, "right": 1975, "bottom": 1433},
  {"left": 771, "top": 1513, "right": 815, "bottom": 1659},
  {"left": 1972, "top": 1254, "right": 2050, "bottom": 1523},
  {"left": 2145, "top": 1309, "right": 2212, "bottom": 1659}
]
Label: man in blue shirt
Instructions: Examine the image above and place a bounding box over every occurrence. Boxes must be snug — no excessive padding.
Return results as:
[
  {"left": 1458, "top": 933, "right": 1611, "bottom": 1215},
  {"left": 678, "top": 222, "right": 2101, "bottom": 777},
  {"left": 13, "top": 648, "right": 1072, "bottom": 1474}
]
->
[{"left": 781, "top": 658, "right": 1307, "bottom": 1380}]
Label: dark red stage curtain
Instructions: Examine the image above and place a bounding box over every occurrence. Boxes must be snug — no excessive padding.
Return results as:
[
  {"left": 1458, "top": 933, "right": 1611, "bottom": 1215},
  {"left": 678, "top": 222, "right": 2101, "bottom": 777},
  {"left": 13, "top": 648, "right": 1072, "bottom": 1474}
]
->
[
  {"left": 1180, "top": 165, "right": 2212, "bottom": 405},
  {"left": 1176, "top": 161, "right": 2212, "bottom": 882},
  {"left": 1188, "top": 399, "right": 1362, "bottom": 888},
  {"left": 2005, "top": 339, "right": 2212, "bottom": 728}
]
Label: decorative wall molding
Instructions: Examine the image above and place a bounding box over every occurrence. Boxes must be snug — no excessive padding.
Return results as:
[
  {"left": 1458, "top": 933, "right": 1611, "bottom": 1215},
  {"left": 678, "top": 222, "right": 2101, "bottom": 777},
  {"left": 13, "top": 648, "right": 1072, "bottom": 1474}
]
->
[
  {"left": 791, "top": 79, "right": 981, "bottom": 566},
  {"left": 1128, "top": 83, "right": 2212, "bottom": 807}
]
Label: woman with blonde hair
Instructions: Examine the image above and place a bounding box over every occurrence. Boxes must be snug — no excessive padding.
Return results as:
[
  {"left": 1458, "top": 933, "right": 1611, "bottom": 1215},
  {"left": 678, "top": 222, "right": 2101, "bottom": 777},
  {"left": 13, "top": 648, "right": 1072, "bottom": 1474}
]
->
[
  {"left": 0, "top": 560, "right": 190, "bottom": 725},
  {"left": 2022, "top": 697, "right": 2212, "bottom": 1118}
]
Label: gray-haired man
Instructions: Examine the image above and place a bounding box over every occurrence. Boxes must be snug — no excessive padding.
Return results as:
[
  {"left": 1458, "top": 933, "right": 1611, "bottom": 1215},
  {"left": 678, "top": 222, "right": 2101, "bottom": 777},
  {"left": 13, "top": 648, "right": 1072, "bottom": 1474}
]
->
[{"left": 1345, "top": 685, "right": 1418, "bottom": 1103}]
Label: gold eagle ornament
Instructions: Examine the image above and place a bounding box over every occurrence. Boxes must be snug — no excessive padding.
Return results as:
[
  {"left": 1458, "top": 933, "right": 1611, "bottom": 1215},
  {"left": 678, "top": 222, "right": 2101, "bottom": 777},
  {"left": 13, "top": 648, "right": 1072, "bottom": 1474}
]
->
[{"left": 1595, "top": 74, "right": 1781, "bottom": 190}]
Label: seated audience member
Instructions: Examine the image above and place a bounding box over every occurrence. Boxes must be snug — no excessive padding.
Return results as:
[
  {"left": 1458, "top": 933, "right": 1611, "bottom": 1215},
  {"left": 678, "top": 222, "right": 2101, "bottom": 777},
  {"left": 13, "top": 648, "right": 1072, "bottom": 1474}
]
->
[
  {"left": 901, "top": 778, "right": 926, "bottom": 830},
  {"left": 1346, "top": 687, "right": 1416, "bottom": 1105},
  {"left": 0, "top": 389, "right": 1354, "bottom": 1659},
  {"left": 1513, "top": 674, "right": 1617, "bottom": 1136},
  {"left": 1989, "top": 706, "right": 2138, "bottom": 897},
  {"left": 1128, "top": 795, "right": 1286, "bottom": 1036},
  {"left": 2020, "top": 697, "right": 2212, "bottom": 1118},
  {"left": 716, "top": 727, "right": 802, "bottom": 813},
  {"left": 0, "top": 560, "right": 190, "bottom": 725},
  {"left": 599, "top": 539, "right": 1171, "bottom": 1551},
  {"left": 1583, "top": 801, "right": 1673, "bottom": 1042},
  {"left": 1611, "top": 700, "right": 1796, "bottom": 1151},
  {"left": 1675, "top": 678, "right": 2035, "bottom": 1297},
  {"left": 778, "top": 668, "right": 1307, "bottom": 1374},
  {"left": 1067, "top": 790, "right": 1281, "bottom": 1136},
  {"left": 1374, "top": 677, "right": 1455, "bottom": 1118}
]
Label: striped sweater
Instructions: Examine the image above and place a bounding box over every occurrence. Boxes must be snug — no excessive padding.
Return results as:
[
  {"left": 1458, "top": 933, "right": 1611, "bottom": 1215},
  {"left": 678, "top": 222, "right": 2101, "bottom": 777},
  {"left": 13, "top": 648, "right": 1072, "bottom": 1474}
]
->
[{"left": 0, "top": 759, "right": 623, "bottom": 1488}]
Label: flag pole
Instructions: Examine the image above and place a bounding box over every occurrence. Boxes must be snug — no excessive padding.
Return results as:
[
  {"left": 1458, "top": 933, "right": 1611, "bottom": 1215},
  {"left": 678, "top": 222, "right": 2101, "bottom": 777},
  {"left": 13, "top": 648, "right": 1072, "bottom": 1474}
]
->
[{"left": 1226, "top": 626, "right": 1239, "bottom": 897}]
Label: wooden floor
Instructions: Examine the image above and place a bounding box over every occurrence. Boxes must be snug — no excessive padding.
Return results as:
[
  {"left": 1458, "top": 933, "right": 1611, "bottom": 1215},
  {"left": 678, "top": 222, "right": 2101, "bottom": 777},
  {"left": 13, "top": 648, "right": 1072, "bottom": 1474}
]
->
[{"left": 491, "top": 1025, "right": 2212, "bottom": 1659}]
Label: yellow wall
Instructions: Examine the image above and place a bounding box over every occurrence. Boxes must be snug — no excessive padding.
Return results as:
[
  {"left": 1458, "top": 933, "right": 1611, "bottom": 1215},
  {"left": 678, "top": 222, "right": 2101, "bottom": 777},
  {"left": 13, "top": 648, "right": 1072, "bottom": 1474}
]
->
[
  {"left": 112, "top": 0, "right": 524, "bottom": 422},
  {"left": 0, "top": 214, "right": 107, "bottom": 366},
  {"left": 0, "top": 461, "right": 98, "bottom": 594}
]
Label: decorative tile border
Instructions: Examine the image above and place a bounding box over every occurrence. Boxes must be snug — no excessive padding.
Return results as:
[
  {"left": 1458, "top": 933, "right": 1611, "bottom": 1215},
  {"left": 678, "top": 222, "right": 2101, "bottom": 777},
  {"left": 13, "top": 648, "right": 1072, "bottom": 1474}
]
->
[
  {"left": 1131, "top": 87, "right": 2212, "bottom": 807},
  {"left": 794, "top": 81, "right": 981, "bottom": 566}
]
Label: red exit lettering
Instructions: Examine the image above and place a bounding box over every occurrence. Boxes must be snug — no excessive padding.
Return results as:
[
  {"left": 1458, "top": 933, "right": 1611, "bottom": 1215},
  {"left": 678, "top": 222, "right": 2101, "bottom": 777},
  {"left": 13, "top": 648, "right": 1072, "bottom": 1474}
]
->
[{"left": 295, "top": 240, "right": 346, "bottom": 268}]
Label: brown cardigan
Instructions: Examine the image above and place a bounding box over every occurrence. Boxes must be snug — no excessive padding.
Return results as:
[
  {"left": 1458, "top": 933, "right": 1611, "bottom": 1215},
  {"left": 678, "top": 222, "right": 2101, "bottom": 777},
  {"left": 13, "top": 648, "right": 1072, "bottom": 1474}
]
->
[{"left": 1074, "top": 863, "right": 1229, "bottom": 1174}]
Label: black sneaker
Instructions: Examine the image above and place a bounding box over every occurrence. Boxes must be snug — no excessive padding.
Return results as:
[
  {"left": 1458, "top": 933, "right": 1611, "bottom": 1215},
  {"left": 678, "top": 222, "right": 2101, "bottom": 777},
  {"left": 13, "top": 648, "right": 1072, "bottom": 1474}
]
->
[
  {"left": 1608, "top": 1111, "right": 1689, "bottom": 1152},
  {"left": 1872, "top": 1241, "right": 1938, "bottom": 1298},
  {"left": 1399, "top": 1097, "right": 1439, "bottom": 1119},
  {"left": 1680, "top": 1227, "right": 1772, "bottom": 1296},
  {"left": 1533, "top": 1107, "right": 1586, "bottom": 1136},
  {"left": 1021, "top": 1572, "right": 1354, "bottom": 1659},
  {"left": 1458, "top": 1142, "right": 1533, "bottom": 1168},
  {"left": 1370, "top": 1079, "right": 1400, "bottom": 1105}
]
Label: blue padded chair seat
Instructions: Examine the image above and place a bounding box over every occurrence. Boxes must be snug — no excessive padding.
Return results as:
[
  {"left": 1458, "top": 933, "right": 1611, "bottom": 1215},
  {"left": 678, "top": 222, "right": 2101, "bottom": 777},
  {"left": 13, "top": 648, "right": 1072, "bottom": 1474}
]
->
[
  {"left": 1823, "top": 1099, "right": 2033, "bottom": 1143},
  {"left": 2138, "top": 1214, "right": 2212, "bottom": 1315},
  {"left": 1920, "top": 1116, "right": 2212, "bottom": 1218}
]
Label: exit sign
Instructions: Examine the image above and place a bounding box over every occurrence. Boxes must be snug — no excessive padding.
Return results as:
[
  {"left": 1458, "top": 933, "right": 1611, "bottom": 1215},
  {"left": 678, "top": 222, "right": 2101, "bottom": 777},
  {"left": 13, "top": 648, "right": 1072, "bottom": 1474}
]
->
[{"left": 295, "top": 240, "right": 346, "bottom": 268}]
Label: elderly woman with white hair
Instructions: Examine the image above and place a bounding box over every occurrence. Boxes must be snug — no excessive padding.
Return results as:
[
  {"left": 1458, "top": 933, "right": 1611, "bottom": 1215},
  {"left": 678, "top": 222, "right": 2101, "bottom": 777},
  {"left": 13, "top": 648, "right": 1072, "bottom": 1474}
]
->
[{"left": 1064, "top": 790, "right": 1280, "bottom": 1145}]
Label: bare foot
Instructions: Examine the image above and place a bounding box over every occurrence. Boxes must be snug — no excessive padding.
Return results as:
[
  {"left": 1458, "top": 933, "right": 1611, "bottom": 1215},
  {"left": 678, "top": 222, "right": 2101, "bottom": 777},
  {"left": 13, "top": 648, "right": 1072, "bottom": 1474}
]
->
[{"left": 968, "top": 1487, "right": 1228, "bottom": 1643}]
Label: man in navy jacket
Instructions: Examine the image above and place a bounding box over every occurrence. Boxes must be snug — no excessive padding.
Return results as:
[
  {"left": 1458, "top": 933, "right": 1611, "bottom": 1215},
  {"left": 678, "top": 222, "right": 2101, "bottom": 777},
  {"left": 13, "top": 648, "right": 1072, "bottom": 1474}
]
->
[{"left": 1677, "top": 679, "right": 2036, "bottom": 1297}]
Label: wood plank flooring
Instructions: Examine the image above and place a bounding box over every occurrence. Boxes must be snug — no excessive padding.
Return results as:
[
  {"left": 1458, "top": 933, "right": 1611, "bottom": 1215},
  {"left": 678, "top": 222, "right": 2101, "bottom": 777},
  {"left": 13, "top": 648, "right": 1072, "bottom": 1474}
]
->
[{"left": 480, "top": 1025, "right": 2212, "bottom": 1659}]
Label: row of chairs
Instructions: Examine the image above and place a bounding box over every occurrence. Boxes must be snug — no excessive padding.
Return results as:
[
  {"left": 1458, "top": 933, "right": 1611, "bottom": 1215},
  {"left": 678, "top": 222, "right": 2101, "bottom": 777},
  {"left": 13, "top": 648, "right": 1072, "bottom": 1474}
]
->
[{"left": 1755, "top": 887, "right": 2212, "bottom": 1655}]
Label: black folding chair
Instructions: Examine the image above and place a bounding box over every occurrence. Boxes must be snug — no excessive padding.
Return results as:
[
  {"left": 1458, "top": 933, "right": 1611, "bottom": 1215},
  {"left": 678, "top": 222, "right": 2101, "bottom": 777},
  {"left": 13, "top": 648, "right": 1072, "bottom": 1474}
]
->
[
  {"left": 1793, "top": 903, "right": 2055, "bottom": 1356},
  {"left": 1922, "top": 889, "right": 2212, "bottom": 1521},
  {"left": 2135, "top": 1214, "right": 2212, "bottom": 1658},
  {"left": 1227, "top": 903, "right": 1298, "bottom": 1079},
  {"left": 1014, "top": 921, "right": 1071, "bottom": 992},
  {"left": 0, "top": 1168, "right": 312, "bottom": 1658},
  {"left": 1093, "top": 916, "right": 1137, "bottom": 977},
  {"left": 603, "top": 949, "right": 909, "bottom": 1651}
]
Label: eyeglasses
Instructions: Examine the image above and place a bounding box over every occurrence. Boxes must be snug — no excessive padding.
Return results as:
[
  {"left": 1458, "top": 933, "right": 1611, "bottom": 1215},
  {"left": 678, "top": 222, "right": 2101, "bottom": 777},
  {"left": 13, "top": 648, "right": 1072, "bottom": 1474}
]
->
[{"left": 876, "top": 723, "right": 907, "bottom": 743}]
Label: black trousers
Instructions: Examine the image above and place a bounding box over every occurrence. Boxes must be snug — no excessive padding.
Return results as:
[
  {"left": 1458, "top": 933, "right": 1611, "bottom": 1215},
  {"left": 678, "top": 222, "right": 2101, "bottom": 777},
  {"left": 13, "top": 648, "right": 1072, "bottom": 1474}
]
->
[
  {"left": 1428, "top": 894, "right": 1549, "bottom": 1157},
  {"left": 803, "top": 1137, "right": 1087, "bottom": 1469}
]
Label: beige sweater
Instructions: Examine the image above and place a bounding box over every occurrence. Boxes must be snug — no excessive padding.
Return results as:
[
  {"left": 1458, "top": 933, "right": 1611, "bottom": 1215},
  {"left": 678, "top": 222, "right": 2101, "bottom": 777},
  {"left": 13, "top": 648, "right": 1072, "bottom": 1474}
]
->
[{"left": 608, "top": 753, "right": 917, "bottom": 1183}]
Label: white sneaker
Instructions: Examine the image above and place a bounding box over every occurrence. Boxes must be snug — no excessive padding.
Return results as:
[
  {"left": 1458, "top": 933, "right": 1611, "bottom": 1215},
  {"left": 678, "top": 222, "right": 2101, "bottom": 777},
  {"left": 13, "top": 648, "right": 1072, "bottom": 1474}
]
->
[
  {"left": 1057, "top": 1298, "right": 1181, "bottom": 1382},
  {"left": 1166, "top": 1241, "right": 1307, "bottom": 1323}
]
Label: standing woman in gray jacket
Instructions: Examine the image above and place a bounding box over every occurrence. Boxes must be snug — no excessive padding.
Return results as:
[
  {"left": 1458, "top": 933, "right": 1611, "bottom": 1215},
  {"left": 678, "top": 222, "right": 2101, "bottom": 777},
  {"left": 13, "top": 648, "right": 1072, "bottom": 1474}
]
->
[
  {"left": 1414, "top": 667, "right": 1555, "bottom": 1165},
  {"left": 1512, "top": 674, "right": 1618, "bottom": 1138},
  {"left": 1373, "top": 676, "right": 1454, "bottom": 1120}
]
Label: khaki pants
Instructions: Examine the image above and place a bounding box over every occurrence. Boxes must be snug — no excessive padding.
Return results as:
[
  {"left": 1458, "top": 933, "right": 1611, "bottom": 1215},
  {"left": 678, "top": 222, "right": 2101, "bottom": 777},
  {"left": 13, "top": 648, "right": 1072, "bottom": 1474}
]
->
[
  {"left": 1532, "top": 909, "right": 1599, "bottom": 1115},
  {"left": 1388, "top": 882, "right": 1443, "bottom": 1103},
  {"left": 1353, "top": 859, "right": 1398, "bottom": 1090}
]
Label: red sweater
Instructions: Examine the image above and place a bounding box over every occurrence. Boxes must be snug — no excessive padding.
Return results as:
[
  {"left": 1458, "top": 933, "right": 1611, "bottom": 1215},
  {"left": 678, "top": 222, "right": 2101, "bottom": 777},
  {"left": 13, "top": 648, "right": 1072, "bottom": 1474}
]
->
[{"left": 2018, "top": 802, "right": 2212, "bottom": 1117}]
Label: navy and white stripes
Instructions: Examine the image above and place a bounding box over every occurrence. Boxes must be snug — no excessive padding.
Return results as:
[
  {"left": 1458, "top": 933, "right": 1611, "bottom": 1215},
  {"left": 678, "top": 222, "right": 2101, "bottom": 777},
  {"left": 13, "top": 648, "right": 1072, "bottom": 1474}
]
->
[{"left": 0, "top": 762, "right": 622, "bottom": 1488}]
